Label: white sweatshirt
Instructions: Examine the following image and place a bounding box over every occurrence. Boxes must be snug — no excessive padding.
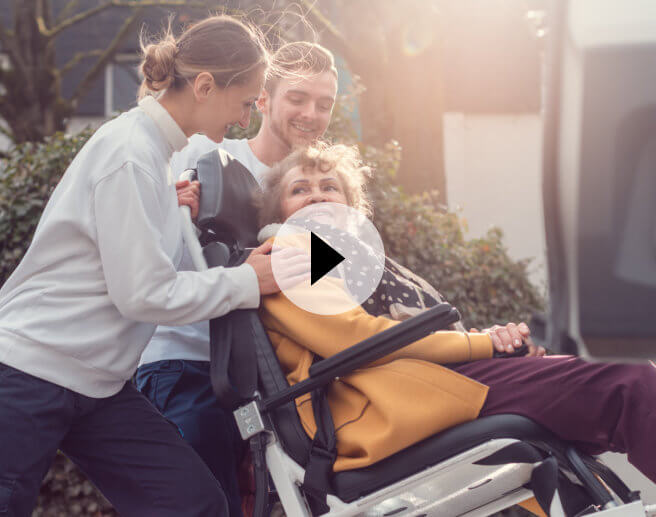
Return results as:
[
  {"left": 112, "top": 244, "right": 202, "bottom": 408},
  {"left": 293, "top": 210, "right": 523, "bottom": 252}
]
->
[
  {"left": 139, "top": 135, "right": 270, "bottom": 366},
  {"left": 0, "top": 97, "right": 260, "bottom": 397}
]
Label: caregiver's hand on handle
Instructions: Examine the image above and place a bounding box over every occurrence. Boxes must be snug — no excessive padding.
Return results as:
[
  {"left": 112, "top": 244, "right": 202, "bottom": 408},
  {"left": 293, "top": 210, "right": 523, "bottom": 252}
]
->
[
  {"left": 176, "top": 179, "right": 201, "bottom": 219},
  {"left": 175, "top": 180, "right": 311, "bottom": 295},
  {"left": 470, "top": 322, "right": 546, "bottom": 357},
  {"left": 245, "top": 241, "right": 311, "bottom": 295}
]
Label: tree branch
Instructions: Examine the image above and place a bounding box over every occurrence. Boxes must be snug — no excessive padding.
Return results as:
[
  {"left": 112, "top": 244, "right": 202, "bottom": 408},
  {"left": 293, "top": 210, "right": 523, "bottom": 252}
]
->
[
  {"left": 34, "top": 0, "right": 55, "bottom": 40},
  {"left": 59, "top": 49, "right": 104, "bottom": 76},
  {"left": 70, "top": 8, "right": 143, "bottom": 107},
  {"left": 0, "top": 25, "right": 12, "bottom": 53},
  {"left": 41, "top": 0, "right": 215, "bottom": 39},
  {"left": 56, "top": 0, "right": 81, "bottom": 24},
  {"left": 38, "top": 1, "right": 114, "bottom": 38},
  {"left": 114, "top": 0, "right": 212, "bottom": 5},
  {"left": 0, "top": 27, "right": 30, "bottom": 86},
  {"left": 0, "top": 120, "right": 13, "bottom": 141}
]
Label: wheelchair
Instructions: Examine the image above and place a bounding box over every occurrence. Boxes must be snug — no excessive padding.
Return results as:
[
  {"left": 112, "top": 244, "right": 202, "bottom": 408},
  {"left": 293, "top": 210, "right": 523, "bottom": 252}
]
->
[{"left": 179, "top": 148, "right": 654, "bottom": 517}]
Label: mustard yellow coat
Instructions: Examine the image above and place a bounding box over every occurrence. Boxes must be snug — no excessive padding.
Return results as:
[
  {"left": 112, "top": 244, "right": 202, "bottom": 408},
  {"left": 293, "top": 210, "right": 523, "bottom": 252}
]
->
[{"left": 260, "top": 274, "right": 494, "bottom": 472}]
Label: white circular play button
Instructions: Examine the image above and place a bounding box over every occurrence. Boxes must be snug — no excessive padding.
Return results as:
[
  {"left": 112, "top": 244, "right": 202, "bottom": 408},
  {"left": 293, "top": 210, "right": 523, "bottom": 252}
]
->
[{"left": 271, "top": 202, "right": 385, "bottom": 315}]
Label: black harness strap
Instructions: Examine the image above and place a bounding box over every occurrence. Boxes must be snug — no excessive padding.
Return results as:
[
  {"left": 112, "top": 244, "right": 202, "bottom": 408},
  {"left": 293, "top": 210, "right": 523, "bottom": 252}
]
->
[
  {"left": 209, "top": 248, "right": 258, "bottom": 410},
  {"left": 302, "top": 387, "right": 338, "bottom": 514}
]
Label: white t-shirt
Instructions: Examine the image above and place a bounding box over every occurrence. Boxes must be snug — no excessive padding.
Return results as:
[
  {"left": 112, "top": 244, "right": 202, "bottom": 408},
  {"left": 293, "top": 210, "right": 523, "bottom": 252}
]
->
[
  {"left": 0, "top": 98, "right": 260, "bottom": 397},
  {"left": 170, "top": 134, "right": 269, "bottom": 183},
  {"left": 139, "top": 135, "right": 270, "bottom": 366}
]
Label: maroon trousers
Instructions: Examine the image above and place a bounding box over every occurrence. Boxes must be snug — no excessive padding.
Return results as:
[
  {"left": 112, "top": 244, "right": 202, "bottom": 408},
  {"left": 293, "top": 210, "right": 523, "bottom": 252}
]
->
[{"left": 452, "top": 356, "right": 656, "bottom": 483}]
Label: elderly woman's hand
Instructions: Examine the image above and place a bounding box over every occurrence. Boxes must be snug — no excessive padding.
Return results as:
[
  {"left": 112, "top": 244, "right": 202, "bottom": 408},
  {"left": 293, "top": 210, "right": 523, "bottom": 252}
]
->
[
  {"left": 176, "top": 179, "right": 201, "bottom": 219},
  {"left": 470, "top": 322, "right": 546, "bottom": 357}
]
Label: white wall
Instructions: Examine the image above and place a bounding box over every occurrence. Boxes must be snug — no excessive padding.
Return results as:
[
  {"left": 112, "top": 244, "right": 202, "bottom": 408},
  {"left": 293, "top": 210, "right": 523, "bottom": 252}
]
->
[{"left": 444, "top": 112, "right": 547, "bottom": 290}]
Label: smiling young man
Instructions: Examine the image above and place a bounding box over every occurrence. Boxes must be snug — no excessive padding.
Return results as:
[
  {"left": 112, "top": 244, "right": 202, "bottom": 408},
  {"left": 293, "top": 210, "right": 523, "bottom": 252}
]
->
[
  {"left": 166, "top": 41, "right": 338, "bottom": 181},
  {"left": 136, "top": 41, "right": 338, "bottom": 516}
]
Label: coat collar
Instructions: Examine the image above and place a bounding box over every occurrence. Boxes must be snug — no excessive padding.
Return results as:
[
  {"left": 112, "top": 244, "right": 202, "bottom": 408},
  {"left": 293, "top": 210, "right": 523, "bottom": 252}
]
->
[
  {"left": 257, "top": 223, "right": 283, "bottom": 243},
  {"left": 138, "top": 96, "right": 188, "bottom": 155}
]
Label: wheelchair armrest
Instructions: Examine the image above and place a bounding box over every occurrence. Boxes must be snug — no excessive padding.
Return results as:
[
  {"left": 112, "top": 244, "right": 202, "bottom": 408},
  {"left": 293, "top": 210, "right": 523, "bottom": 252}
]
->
[
  {"left": 260, "top": 303, "right": 460, "bottom": 412},
  {"left": 308, "top": 303, "right": 459, "bottom": 377}
]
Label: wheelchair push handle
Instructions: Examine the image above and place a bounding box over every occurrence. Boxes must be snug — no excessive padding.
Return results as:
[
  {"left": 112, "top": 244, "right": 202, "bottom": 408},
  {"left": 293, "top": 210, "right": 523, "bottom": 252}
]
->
[{"left": 178, "top": 169, "right": 208, "bottom": 272}]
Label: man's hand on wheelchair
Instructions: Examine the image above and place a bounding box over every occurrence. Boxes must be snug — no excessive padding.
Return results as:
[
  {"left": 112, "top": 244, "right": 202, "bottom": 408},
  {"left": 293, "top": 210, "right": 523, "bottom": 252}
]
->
[
  {"left": 470, "top": 322, "right": 546, "bottom": 358},
  {"left": 176, "top": 179, "right": 201, "bottom": 220}
]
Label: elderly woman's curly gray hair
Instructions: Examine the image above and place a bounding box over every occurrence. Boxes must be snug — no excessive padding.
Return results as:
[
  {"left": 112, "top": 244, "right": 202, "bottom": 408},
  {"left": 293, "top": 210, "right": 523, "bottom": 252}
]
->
[{"left": 255, "top": 142, "right": 373, "bottom": 227}]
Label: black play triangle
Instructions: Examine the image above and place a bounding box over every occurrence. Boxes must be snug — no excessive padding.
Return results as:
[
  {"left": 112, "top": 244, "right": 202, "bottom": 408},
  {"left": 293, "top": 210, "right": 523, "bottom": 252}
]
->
[{"left": 311, "top": 232, "right": 345, "bottom": 285}]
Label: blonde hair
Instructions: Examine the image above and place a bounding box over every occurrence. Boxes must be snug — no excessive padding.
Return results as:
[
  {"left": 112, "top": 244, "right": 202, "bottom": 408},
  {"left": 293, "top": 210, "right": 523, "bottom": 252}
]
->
[
  {"left": 139, "top": 15, "right": 270, "bottom": 98},
  {"left": 265, "top": 41, "right": 337, "bottom": 94},
  {"left": 256, "top": 142, "right": 372, "bottom": 227}
]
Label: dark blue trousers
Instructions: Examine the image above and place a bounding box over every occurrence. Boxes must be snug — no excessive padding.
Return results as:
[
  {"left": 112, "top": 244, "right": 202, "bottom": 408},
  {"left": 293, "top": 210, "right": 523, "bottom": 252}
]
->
[
  {"left": 135, "top": 360, "right": 244, "bottom": 517},
  {"left": 0, "top": 361, "right": 227, "bottom": 517}
]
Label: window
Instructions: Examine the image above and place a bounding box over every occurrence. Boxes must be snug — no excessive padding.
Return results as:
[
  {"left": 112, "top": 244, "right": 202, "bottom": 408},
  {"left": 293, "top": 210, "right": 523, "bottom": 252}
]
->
[{"left": 104, "top": 54, "right": 141, "bottom": 116}]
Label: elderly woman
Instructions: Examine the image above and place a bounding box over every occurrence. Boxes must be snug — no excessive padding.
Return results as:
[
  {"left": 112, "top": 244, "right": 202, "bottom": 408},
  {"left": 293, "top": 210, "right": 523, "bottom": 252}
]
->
[{"left": 250, "top": 142, "right": 656, "bottom": 482}]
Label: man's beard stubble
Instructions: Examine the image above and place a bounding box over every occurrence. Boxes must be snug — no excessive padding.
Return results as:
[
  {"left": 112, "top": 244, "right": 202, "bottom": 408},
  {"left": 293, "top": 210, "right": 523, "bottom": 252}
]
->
[{"left": 268, "top": 99, "right": 316, "bottom": 151}]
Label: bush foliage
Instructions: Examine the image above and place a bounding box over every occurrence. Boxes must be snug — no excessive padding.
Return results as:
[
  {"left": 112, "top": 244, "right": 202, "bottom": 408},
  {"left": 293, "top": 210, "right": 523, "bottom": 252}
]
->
[
  {"left": 0, "top": 129, "right": 94, "bottom": 286},
  {"left": 363, "top": 142, "right": 543, "bottom": 329},
  {"left": 33, "top": 453, "right": 116, "bottom": 517},
  {"left": 0, "top": 97, "right": 542, "bottom": 515}
]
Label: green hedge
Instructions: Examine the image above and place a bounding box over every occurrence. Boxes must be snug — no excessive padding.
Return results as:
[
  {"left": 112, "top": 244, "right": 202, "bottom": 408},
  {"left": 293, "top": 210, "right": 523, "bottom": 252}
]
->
[
  {"left": 33, "top": 453, "right": 116, "bottom": 517},
  {"left": 0, "top": 129, "right": 93, "bottom": 286}
]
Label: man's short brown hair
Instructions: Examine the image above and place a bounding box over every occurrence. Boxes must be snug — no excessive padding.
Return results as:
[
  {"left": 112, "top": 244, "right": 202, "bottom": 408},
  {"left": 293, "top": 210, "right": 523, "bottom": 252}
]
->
[{"left": 265, "top": 41, "right": 338, "bottom": 94}]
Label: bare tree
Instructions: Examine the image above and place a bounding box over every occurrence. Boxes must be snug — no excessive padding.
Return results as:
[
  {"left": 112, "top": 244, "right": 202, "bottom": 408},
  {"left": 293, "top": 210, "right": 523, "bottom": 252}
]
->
[{"left": 0, "top": 0, "right": 217, "bottom": 143}]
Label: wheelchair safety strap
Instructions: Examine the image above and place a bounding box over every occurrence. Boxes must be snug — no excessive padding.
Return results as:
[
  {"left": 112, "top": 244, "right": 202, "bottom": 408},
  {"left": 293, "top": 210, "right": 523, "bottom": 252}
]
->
[
  {"left": 302, "top": 387, "right": 338, "bottom": 514},
  {"left": 209, "top": 311, "right": 258, "bottom": 409},
  {"left": 209, "top": 249, "right": 259, "bottom": 410}
]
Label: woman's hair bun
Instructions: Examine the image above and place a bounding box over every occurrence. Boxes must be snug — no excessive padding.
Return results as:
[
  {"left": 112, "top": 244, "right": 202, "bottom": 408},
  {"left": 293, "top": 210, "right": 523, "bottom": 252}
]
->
[
  {"left": 140, "top": 35, "right": 177, "bottom": 93},
  {"left": 138, "top": 15, "right": 269, "bottom": 100}
]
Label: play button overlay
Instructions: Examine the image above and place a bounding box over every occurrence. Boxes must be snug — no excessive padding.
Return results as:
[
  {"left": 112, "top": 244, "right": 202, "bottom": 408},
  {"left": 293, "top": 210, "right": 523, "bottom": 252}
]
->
[
  {"left": 310, "top": 232, "right": 345, "bottom": 285},
  {"left": 271, "top": 202, "right": 385, "bottom": 315}
]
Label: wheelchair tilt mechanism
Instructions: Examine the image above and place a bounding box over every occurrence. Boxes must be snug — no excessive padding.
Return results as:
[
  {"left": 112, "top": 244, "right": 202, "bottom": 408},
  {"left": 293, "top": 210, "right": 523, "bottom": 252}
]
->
[{"left": 183, "top": 148, "right": 655, "bottom": 517}]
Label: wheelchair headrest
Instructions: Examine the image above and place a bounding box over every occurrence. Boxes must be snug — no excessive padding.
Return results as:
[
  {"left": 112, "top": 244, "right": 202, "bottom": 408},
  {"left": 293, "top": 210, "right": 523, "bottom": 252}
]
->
[{"left": 195, "top": 148, "right": 260, "bottom": 248}]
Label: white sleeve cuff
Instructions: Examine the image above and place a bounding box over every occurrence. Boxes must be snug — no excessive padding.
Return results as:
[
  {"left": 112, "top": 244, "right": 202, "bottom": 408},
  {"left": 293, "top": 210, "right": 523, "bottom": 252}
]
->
[{"left": 231, "top": 263, "right": 260, "bottom": 309}]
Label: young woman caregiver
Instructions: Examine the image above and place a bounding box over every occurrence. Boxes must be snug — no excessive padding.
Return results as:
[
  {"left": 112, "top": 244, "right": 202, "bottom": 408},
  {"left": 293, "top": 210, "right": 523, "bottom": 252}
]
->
[{"left": 0, "top": 15, "right": 306, "bottom": 517}]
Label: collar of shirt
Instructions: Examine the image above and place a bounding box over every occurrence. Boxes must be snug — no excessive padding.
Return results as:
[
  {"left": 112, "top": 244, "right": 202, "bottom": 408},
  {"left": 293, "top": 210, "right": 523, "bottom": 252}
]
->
[{"left": 138, "top": 96, "right": 188, "bottom": 156}]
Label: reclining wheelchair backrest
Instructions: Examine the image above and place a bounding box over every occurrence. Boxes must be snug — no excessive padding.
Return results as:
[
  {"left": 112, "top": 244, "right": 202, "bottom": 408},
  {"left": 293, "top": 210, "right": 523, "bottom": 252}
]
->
[
  {"left": 191, "top": 149, "right": 261, "bottom": 407},
  {"left": 195, "top": 148, "right": 260, "bottom": 256},
  {"left": 192, "top": 149, "right": 316, "bottom": 464}
]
